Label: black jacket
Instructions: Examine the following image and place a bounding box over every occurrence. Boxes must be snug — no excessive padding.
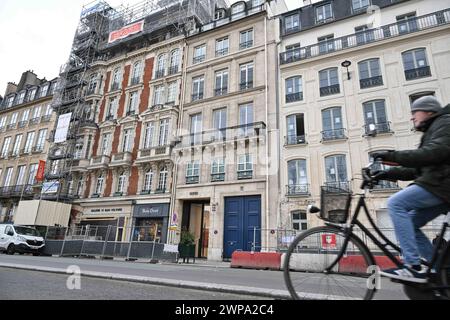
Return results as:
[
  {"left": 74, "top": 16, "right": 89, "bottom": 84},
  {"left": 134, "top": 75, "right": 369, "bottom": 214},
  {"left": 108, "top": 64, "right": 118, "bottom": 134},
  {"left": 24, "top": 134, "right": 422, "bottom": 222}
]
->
[{"left": 385, "top": 104, "right": 450, "bottom": 203}]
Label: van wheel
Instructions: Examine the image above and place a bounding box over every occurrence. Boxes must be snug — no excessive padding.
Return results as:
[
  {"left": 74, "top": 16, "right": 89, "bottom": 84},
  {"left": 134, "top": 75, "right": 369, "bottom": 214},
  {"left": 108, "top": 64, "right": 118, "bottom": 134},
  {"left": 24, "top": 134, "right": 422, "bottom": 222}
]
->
[{"left": 6, "top": 244, "right": 15, "bottom": 255}]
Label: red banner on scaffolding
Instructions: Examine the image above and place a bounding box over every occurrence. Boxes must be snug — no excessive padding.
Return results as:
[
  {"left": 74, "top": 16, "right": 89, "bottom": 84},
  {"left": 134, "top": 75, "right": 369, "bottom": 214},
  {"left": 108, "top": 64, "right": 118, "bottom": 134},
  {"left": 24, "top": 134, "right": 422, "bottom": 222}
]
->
[
  {"left": 36, "top": 160, "right": 46, "bottom": 182},
  {"left": 109, "top": 20, "right": 144, "bottom": 44}
]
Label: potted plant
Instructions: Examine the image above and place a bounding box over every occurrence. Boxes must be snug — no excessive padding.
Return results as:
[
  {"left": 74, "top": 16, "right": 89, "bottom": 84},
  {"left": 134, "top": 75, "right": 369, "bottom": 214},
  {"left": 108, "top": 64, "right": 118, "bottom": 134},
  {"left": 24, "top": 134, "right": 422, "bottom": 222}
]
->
[{"left": 178, "top": 230, "right": 196, "bottom": 263}]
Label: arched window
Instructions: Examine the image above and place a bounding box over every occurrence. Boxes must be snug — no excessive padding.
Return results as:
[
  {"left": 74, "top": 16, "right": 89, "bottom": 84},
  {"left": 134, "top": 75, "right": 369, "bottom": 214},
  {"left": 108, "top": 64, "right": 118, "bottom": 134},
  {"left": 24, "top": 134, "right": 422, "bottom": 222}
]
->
[
  {"left": 95, "top": 174, "right": 104, "bottom": 195},
  {"left": 324, "top": 155, "right": 348, "bottom": 191},
  {"left": 156, "top": 54, "right": 166, "bottom": 78},
  {"left": 158, "top": 167, "right": 168, "bottom": 192},
  {"left": 285, "top": 76, "right": 303, "bottom": 102},
  {"left": 143, "top": 169, "right": 154, "bottom": 192},
  {"left": 117, "top": 171, "right": 127, "bottom": 193},
  {"left": 363, "top": 100, "right": 389, "bottom": 134},
  {"left": 402, "top": 48, "right": 431, "bottom": 80},
  {"left": 322, "top": 107, "right": 345, "bottom": 141},
  {"left": 131, "top": 61, "right": 142, "bottom": 85},
  {"left": 287, "top": 159, "right": 308, "bottom": 195},
  {"left": 231, "top": 2, "right": 245, "bottom": 14},
  {"left": 169, "top": 50, "right": 180, "bottom": 74}
]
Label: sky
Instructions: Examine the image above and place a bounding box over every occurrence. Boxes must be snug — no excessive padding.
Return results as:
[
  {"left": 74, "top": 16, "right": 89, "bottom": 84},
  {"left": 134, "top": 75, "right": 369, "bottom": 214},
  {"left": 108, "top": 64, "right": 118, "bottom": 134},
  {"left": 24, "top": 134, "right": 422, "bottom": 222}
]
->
[{"left": 0, "top": 0, "right": 299, "bottom": 97}]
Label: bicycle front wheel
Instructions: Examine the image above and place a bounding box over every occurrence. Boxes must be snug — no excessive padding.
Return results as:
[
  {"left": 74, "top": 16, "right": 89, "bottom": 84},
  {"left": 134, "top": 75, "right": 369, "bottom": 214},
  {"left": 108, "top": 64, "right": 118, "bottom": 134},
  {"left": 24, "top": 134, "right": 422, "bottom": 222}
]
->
[{"left": 283, "top": 226, "right": 376, "bottom": 300}]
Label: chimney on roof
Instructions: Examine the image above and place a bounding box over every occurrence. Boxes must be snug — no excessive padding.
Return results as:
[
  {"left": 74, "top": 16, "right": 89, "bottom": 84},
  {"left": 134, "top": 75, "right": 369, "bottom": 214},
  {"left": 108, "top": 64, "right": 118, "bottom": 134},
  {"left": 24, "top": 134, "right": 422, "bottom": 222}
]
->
[
  {"left": 303, "top": 0, "right": 311, "bottom": 6},
  {"left": 17, "top": 70, "right": 40, "bottom": 91},
  {"left": 5, "top": 82, "right": 18, "bottom": 96}
]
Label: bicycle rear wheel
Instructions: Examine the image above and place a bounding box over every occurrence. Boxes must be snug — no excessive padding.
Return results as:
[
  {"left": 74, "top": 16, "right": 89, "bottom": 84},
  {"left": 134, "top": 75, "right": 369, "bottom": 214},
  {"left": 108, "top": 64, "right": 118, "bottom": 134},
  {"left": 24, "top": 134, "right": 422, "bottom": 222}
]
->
[{"left": 283, "top": 226, "right": 376, "bottom": 300}]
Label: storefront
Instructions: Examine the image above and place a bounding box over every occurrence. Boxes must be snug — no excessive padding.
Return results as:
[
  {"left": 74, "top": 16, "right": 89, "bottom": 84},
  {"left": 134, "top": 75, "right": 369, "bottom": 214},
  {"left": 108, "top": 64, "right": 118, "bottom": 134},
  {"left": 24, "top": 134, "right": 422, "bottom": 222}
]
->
[{"left": 133, "top": 203, "right": 170, "bottom": 243}]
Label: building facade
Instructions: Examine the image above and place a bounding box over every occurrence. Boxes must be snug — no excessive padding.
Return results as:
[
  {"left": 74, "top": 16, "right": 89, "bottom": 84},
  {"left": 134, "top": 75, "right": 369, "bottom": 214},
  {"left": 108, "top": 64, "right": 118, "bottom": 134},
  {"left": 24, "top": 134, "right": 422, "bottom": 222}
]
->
[
  {"left": 278, "top": 0, "right": 450, "bottom": 233},
  {"left": 0, "top": 71, "right": 58, "bottom": 222},
  {"left": 171, "top": 0, "right": 285, "bottom": 261}
]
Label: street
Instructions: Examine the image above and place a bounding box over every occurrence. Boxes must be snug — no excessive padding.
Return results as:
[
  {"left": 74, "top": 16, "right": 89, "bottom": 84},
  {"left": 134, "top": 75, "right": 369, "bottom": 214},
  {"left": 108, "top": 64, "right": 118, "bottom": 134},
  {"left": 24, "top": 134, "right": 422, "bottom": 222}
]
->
[{"left": 0, "top": 254, "right": 409, "bottom": 300}]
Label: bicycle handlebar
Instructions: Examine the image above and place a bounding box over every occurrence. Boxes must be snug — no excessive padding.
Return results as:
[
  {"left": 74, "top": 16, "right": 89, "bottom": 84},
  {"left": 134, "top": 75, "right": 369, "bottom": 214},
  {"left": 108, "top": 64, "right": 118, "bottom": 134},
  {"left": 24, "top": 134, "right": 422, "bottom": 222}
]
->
[{"left": 360, "top": 161, "right": 379, "bottom": 190}]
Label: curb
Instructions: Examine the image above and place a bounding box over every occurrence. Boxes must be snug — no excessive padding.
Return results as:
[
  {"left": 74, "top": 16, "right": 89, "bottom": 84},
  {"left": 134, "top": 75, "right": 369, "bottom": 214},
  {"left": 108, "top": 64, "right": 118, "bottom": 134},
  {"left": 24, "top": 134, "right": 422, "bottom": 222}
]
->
[{"left": 0, "top": 262, "right": 291, "bottom": 300}]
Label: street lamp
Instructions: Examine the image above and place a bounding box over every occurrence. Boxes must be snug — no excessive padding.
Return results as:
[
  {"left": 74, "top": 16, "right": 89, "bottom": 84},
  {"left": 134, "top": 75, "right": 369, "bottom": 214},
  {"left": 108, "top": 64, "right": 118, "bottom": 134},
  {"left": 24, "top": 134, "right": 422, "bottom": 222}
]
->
[{"left": 341, "top": 60, "right": 352, "bottom": 80}]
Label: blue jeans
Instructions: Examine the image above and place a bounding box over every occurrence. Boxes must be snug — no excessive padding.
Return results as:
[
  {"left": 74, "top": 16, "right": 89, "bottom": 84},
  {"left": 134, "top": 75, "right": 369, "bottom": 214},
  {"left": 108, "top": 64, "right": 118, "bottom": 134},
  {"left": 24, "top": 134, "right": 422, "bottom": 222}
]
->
[{"left": 387, "top": 184, "right": 450, "bottom": 266}]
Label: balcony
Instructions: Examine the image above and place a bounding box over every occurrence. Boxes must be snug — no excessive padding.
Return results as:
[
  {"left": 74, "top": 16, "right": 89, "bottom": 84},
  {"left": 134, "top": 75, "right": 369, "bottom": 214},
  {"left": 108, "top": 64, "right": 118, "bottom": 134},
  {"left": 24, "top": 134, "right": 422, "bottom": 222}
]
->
[
  {"left": 193, "top": 55, "right": 206, "bottom": 64},
  {"left": 0, "top": 185, "right": 34, "bottom": 199},
  {"left": 110, "top": 82, "right": 120, "bottom": 91},
  {"left": 6, "top": 123, "right": 17, "bottom": 131},
  {"left": 287, "top": 184, "right": 310, "bottom": 196},
  {"left": 168, "top": 66, "right": 179, "bottom": 75},
  {"left": 285, "top": 135, "right": 306, "bottom": 146},
  {"left": 176, "top": 122, "right": 267, "bottom": 148},
  {"left": 41, "top": 115, "right": 52, "bottom": 123},
  {"left": 136, "top": 145, "right": 170, "bottom": 164},
  {"left": 154, "top": 70, "right": 165, "bottom": 79},
  {"left": 29, "top": 117, "right": 40, "bottom": 125},
  {"left": 280, "top": 9, "right": 450, "bottom": 65},
  {"left": 191, "top": 92, "right": 204, "bottom": 102},
  {"left": 110, "top": 152, "right": 132, "bottom": 167},
  {"left": 32, "top": 146, "right": 45, "bottom": 154},
  {"left": 126, "top": 110, "right": 136, "bottom": 117},
  {"left": 211, "top": 173, "right": 225, "bottom": 182},
  {"left": 360, "top": 76, "right": 383, "bottom": 89},
  {"left": 240, "top": 82, "right": 253, "bottom": 91},
  {"left": 405, "top": 66, "right": 432, "bottom": 81},
  {"left": 286, "top": 92, "right": 303, "bottom": 103},
  {"left": 215, "top": 48, "right": 229, "bottom": 57},
  {"left": 130, "top": 77, "right": 140, "bottom": 86},
  {"left": 88, "top": 155, "right": 111, "bottom": 170},
  {"left": 321, "top": 129, "right": 347, "bottom": 142},
  {"left": 71, "top": 158, "right": 90, "bottom": 172},
  {"left": 186, "top": 176, "right": 199, "bottom": 185},
  {"left": 155, "top": 188, "right": 167, "bottom": 194},
  {"left": 215, "top": 87, "right": 228, "bottom": 96},
  {"left": 237, "top": 171, "right": 253, "bottom": 180},
  {"left": 323, "top": 181, "right": 351, "bottom": 193},
  {"left": 373, "top": 181, "right": 401, "bottom": 192},
  {"left": 364, "top": 122, "right": 392, "bottom": 136},
  {"left": 320, "top": 84, "right": 340, "bottom": 97},
  {"left": 18, "top": 121, "right": 28, "bottom": 128},
  {"left": 239, "top": 41, "right": 253, "bottom": 50},
  {"left": 105, "top": 114, "right": 115, "bottom": 122}
]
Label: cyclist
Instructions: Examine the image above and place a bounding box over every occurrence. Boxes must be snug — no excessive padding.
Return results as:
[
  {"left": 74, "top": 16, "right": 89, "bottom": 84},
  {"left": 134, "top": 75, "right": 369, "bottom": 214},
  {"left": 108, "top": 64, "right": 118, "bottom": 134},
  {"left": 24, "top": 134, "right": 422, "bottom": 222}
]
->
[{"left": 372, "top": 96, "right": 450, "bottom": 283}]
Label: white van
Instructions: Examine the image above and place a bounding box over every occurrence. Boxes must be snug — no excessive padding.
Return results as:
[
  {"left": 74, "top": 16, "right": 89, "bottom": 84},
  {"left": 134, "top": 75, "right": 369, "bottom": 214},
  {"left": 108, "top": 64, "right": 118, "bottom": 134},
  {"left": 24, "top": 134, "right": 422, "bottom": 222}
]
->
[{"left": 0, "top": 224, "right": 45, "bottom": 256}]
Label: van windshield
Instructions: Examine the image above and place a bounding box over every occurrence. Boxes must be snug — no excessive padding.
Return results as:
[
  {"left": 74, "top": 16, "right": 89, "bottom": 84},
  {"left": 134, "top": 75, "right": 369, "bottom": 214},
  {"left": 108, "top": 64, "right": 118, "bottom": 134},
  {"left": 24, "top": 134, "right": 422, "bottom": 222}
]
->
[{"left": 14, "top": 227, "right": 41, "bottom": 237}]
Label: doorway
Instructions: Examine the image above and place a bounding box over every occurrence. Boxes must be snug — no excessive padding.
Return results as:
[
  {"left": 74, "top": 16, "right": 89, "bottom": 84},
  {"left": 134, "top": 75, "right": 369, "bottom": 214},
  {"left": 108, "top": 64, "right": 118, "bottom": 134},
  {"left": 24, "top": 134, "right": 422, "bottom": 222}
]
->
[{"left": 182, "top": 200, "right": 210, "bottom": 259}]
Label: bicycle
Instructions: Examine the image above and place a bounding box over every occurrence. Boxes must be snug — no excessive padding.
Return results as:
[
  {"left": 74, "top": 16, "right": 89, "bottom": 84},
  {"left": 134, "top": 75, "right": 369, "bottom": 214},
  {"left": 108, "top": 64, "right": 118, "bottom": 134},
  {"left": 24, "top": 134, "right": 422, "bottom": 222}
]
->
[{"left": 283, "top": 161, "right": 450, "bottom": 300}]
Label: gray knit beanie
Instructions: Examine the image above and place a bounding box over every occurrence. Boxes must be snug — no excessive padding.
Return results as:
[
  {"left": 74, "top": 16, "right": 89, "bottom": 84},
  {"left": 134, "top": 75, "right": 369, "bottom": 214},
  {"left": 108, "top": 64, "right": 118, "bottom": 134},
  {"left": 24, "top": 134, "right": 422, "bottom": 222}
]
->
[{"left": 411, "top": 96, "right": 442, "bottom": 113}]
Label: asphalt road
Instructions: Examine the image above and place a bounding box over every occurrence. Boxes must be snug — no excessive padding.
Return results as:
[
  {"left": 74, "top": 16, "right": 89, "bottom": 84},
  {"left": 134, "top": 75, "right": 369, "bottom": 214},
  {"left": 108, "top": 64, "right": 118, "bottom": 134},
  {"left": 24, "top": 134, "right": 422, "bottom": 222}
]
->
[{"left": 0, "top": 268, "right": 267, "bottom": 300}]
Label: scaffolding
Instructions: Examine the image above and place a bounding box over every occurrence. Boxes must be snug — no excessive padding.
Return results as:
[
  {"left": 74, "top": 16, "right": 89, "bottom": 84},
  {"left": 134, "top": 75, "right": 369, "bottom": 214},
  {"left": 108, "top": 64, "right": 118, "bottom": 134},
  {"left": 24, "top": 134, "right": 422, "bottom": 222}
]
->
[{"left": 46, "top": 0, "right": 222, "bottom": 203}]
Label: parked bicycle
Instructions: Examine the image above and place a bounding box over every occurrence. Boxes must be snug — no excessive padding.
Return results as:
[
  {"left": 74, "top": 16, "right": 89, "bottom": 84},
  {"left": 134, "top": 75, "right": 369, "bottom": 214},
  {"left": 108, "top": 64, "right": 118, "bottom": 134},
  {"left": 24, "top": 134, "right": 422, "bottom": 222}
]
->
[{"left": 283, "top": 161, "right": 450, "bottom": 300}]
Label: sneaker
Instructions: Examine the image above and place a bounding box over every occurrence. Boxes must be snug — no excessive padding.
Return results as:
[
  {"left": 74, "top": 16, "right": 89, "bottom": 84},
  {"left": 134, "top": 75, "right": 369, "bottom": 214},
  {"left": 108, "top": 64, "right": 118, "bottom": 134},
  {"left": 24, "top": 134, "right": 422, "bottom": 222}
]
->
[{"left": 379, "top": 265, "right": 428, "bottom": 284}]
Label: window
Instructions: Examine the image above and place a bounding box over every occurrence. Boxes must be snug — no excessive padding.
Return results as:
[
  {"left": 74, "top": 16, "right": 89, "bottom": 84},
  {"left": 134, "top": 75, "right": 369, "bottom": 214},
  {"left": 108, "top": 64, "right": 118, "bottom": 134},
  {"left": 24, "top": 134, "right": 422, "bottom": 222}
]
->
[
  {"left": 240, "top": 29, "right": 253, "bottom": 50},
  {"left": 186, "top": 161, "right": 200, "bottom": 184},
  {"left": 33, "top": 106, "right": 42, "bottom": 119},
  {"left": 358, "top": 58, "right": 383, "bottom": 88},
  {"left": 169, "top": 50, "right": 180, "bottom": 74},
  {"left": 193, "top": 45, "right": 206, "bottom": 64},
  {"left": 231, "top": 2, "right": 245, "bottom": 15},
  {"left": 95, "top": 174, "right": 104, "bottom": 195},
  {"left": 27, "top": 164, "right": 38, "bottom": 185},
  {"left": 17, "top": 92, "right": 25, "bottom": 105},
  {"left": 106, "top": 97, "right": 118, "bottom": 120},
  {"left": 6, "top": 96, "right": 14, "bottom": 107},
  {"left": 215, "top": 9, "right": 225, "bottom": 20},
  {"left": 131, "top": 61, "right": 142, "bottom": 85},
  {"left": 117, "top": 171, "right": 127, "bottom": 194},
  {"left": 144, "top": 122, "right": 155, "bottom": 149},
  {"left": 292, "top": 210, "right": 308, "bottom": 231},
  {"left": 12, "top": 134, "right": 22, "bottom": 156},
  {"left": 252, "top": 0, "right": 264, "bottom": 7},
  {"left": 240, "top": 63, "right": 254, "bottom": 90},
  {"left": 402, "top": 48, "right": 431, "bottom": 80},
  {"left": 153, "top": 85, "right": 165, "bottom": 106},
  {"left": 101, "top": 133, "right": 111, "bottom": 155},
  {"left": 143, "top": 169, "right": 154, "bottom": 192},
  {"left": 39, "top": 84, "right": 49, "bottom": 98},
  {"left": 156, "top": 54, "right": 166, "bottom": 78},
  {"left": 215, "top": 69, "right": 228, "bottom": 96},
  {"left": 239, "top": 103, "right": 254, "bottom": 136},
  {"left": 285, "top": 43, "right": 301, "bottom": 62},
  {"left": 16, "top": 165, "right": 26, "bottom": 186},
  {"left": 85, "top": 135, "right": 93, "bottom": 159},
  {"left": 322, "top": 107, "right": 345, "bottom": 141},
  {"left": 24, "top": 132, "right": 35, "bottom": 153},
  {"left": 4, "top": 168, "right": 14, "bottom": 187},
  {"left": 352, "top": 0, "right": 369, "bottom": 12},
  {"left": 9, "top": 112, "right": 18, "bottom": 125},
  {"left": 213, "top": 108, "right": 227, "bottom": 141},
  {"left": 409, "top": 91, "right": 435, "bottom": 104},
  {"left": 1, "top": 137, "right": 11, "bottom": 157},
  {"left": 285, "top": 14, "right": 300, "bottom": 33},
  {"left": 45, "top": 104, "right": 52, "bottom": 116},
  {"left": 285, "top": 76, "right": 303, "bottom": 103},
  {"left": 286, "top": 114, "right": 306, "bottom": 145},
  {"left": 88, "top": 74, "right": 98, "bottom": 94},
  {"left": 190, "top": 113, "right": 202, "bottom": 145},
  {"left": 192, "top": 76, "right": 204, "bottom": 101},
  {"left": 316, "top": 3, "right": 333, "bottom": 23},
  {"left": 397, "top": 12, "right": 418, "bottom": 34},
  {"left": 67, "top": 179, "right": 74, "bottom": 195},
  {"left": 127, "top": 91, "right": 138, "bottom": 115},
  {"left": 167, "top": 82, "right": 177, "bottom": 103},
  {"left": 36, "top": 129, "right": 47, "bottom": 149},
  {"left": 111, "top": 68, "right": 121, "bottom": 90},
  {"left": 122, "top": 129, "right": 133, "bottom": 153},
  {"left": 211, "top": 158, "right": 225, "bottom": 182},
  {"left": 0, "top": 117, "right": 6, "bottom": 129},
  {"left": 355, "top": 25, "right": 374, "bottom": 45},
  {"left": 363, "top": 100, "right": 390, "bottom": 134},
  {"left": 238, "top": 154, "right": 253, "bottom": 179},
  {"left": 74, "top": 144, "right": 83, "bottom": 159},
  {"left": 159, "top": 119, "right": 169, "bottom": 146},
  {"left": 27, "top": 88, "right": 37, "bottom": 102},
  {"left": 318, "top": 35, "right": 334, "bottom": 54},
  {"left": 76, "top": 179, "right": 84, "bottom": 197},
  {"left": 369, "top": 152, "right": 399, "bottom": 190},
  {"left": 157, "top": 167, "right": 168, "bottom": 192},
  {"left": 216, "top": 37, "right": 229, "bottom": 57},
  {"left": 325, "top": 155, "right": 349, "bottom": 190},
  {"left": 288, "top": 160, "right": 308, "bottom": 195},
  {"left": 319, "top": 68, "right": 340, "bottom": 96}
]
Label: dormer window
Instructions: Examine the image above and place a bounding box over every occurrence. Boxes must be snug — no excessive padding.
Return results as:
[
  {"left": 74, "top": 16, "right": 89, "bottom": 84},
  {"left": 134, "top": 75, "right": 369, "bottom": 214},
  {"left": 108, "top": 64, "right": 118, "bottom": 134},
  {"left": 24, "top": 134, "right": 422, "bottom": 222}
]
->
[
  {"left": 231, "top": 2, "right": 245, "bottom": 15},
  {"left": 215, "top": 9, "right": 225, "bottom": 20}
]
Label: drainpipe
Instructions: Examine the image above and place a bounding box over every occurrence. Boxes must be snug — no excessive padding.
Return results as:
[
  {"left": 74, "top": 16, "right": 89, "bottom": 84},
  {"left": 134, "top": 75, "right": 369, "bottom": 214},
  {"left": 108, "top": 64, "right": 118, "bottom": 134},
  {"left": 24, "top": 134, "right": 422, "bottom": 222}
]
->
[{"left": 264, "top": 14, "right": 270, "bottom": 252}]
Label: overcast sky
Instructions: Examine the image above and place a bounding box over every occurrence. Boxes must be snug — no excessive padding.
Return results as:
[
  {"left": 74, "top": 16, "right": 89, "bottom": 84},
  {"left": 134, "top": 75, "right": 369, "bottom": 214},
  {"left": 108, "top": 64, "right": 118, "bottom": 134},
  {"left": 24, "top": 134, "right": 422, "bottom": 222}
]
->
[{"left": 0, "top": 0, "right": 299, "bottom": 97}]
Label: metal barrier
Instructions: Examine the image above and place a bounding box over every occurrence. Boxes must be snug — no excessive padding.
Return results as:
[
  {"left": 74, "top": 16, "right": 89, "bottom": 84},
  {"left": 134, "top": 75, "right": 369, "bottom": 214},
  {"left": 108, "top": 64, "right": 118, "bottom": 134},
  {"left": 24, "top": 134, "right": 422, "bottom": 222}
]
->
[{"left": 42, "top": 225, "right": 178, "bottom": 262}]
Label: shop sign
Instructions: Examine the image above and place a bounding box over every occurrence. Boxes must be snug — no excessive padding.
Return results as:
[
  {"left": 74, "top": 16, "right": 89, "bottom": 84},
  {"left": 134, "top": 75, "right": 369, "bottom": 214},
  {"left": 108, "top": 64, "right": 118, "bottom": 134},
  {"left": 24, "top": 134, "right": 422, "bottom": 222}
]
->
[
  {"left": 88, "top": 208, "right": 124, "bottom": 215},
  {"left": 109, "top": 20, "right": 144, "bottom": 43},
  {"left": 134, "top": 204, "right": 169, "bottom": 218}
]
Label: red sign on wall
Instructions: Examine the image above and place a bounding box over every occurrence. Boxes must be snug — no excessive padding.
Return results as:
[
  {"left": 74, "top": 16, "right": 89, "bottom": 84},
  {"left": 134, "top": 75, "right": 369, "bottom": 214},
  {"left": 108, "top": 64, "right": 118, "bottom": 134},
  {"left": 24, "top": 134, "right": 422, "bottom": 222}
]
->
[
  {"left": 321, "top": 234, "right": 337, "bottom": 249},
  {"left": 109, "top": 21, "right": 144, "bottom": 44},
  {"left": 36, "top": 160, "right": 46, "bottom": 182}
]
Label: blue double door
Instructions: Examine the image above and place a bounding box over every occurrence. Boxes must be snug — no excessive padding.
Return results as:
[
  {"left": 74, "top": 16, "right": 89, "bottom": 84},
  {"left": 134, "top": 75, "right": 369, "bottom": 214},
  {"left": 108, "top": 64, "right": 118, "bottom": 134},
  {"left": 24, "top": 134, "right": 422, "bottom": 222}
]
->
[{"left": 223, "top": 196, "right": 261, "bottom": 259}]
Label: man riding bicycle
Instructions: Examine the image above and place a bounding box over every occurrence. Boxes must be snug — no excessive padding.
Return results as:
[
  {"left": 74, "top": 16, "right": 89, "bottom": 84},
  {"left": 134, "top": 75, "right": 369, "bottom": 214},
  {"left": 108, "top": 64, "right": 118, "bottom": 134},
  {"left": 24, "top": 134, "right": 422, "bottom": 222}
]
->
[{"left": 372, "top": 96, "right": 450, "bottom": 283}]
